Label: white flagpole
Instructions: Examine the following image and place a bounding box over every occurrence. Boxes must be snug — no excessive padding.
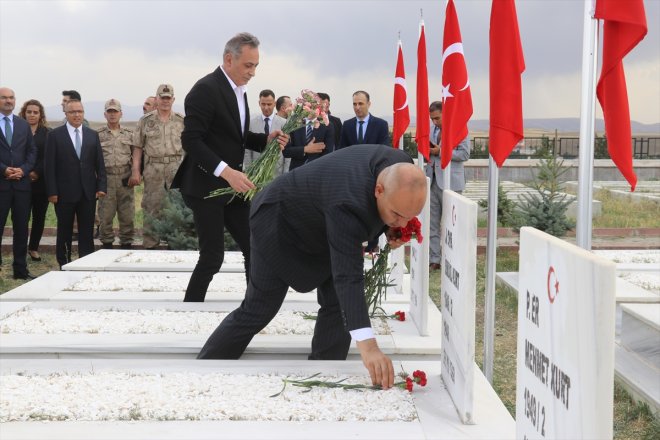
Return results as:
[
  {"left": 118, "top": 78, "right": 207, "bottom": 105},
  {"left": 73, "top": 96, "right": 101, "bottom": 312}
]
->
[
  {"left": 483, "top": 158, "right": 498, "bottom": 383},
  {"left": 576, "top": 0, "right": 599, "bottom": 250}
]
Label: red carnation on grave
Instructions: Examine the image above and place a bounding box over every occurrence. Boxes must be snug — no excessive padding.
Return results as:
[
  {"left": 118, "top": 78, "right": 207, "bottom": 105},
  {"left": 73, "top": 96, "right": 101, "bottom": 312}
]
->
[
  {"left": 405, "top": 377, "right": 414, "bottom": 392},
  {"left": 412, "top": 370, "right": 427, "bottom": 387},
  {"left": 393, "top": 310, "right": 406, "bottom": 321}
]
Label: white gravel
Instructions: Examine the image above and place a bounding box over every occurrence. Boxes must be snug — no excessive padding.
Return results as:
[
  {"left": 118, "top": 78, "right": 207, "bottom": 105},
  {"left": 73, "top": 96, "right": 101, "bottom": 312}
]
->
[
  {"left": 63, "top": 273, "right": 261, "bottom": 293},
  {"left": 594, "top": 250, "right": 660, "bottom": 264},
  {"left": 619, "top": 272, "right": 660, "bottom": 294},
  {"left": 0, "top": 371, "right": 417, "bottom": 422},
  {"left": 115, "top": 251, "right": 244, "bottom": 265},
  {"left": 0, "top": 309, "right": 391, "bottom": 335}
]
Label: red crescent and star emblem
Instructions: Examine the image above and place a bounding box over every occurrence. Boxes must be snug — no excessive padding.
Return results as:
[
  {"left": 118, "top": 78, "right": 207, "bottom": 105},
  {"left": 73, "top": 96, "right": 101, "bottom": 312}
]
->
[{"left": 547, "top": 266, "right": 559, "bottom": 303}]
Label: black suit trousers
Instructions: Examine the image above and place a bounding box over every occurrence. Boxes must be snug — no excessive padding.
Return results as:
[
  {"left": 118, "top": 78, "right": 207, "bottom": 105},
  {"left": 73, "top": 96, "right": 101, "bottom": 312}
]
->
[
  {"left": 0, "top": 189, "right": 31, "bottom": 275},
  {"left": 28, "top": 192, "right": 49, "bottom": 252},
  {"left": 54, "top": 198, "right": 96, "bottom": 267},
  {"left": 182, "top": 194, "right": 251, "bottom": 302}
]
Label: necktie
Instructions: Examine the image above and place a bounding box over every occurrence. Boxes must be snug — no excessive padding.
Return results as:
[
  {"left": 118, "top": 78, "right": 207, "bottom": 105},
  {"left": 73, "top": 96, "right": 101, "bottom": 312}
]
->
[
  {"left": 263, "top": 117, "right": 270, "bottom": 136},
  {"left": 3, "top": 116, "right": 12, "bottom": 145},
  {"left": 357, "top": 120, "right": 364, "bottom": 144},
  {"left": 305, "top": 124, "right": 313, "bottom": 144},
  {"left": 74, "top": 128, "right": 81, "bottom": 159}
]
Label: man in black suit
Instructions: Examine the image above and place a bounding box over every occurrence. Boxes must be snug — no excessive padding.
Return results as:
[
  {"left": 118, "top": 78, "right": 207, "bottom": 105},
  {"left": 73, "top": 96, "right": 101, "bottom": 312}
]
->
[
  {"left": 172, "top": 32, "right": 288, "bottom": 303},
  {"left": 0, "top": 87, "right": 37, "bottom": 279},
  {"left": 283, "top": 117, "right": 334, "bottom": 171},
  {"left": 317, "top": 92, "right": 342, "bottom": 146},
  {"left": 338, "top": 90, "right": 389, "bottom": 148},
  {"left": 45, "top": 99, "right": 106, "bottom": 268},
  {"left": 198, "top": 145, "right": 427, "bottom": 389}
]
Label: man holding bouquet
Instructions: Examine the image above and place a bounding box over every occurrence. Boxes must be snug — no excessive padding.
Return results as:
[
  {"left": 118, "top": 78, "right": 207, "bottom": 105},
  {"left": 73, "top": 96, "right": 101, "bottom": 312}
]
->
[
  {"left": 171, "top": 32, "right": 288, "bottom": 302},
  {"left": 197, "top": 145, "right": 427, "bottom": 389}
]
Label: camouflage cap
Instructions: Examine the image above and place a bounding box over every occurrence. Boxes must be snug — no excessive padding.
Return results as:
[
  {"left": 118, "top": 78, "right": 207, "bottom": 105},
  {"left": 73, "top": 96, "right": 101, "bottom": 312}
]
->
[
  {"left": 157, "top": 84, "right": 174, "bottom": 98},
  {"left": 104, "top": 99, "right": 122, "bottom": 111}
]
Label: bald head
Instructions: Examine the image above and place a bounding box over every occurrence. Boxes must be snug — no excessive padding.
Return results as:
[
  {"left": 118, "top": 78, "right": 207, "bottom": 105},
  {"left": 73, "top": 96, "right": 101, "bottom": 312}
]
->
[{"left": 375, "top": 163, "right": 427, "bottom": 228}]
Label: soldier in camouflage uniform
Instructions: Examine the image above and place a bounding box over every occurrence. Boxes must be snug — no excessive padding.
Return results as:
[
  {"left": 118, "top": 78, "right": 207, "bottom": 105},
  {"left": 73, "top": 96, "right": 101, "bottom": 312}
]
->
[
  {"left": 129, "top": 84, "right": 184, "bottom": 249},
  {"left": 97, "top": 99, "right": 134, "bottom": 249}
]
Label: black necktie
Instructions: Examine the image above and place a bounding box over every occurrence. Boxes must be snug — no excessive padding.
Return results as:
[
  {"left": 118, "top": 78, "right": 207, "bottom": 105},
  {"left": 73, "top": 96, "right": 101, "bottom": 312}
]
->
[
  {"left": 305, "top": 124, "right": 313, "bottom": 144},
  {"left": 264, "top": 117, "right": 270, "bottom": 136},
  {"left": 357, "top": 120, "right": 364, "bottom": 144}
]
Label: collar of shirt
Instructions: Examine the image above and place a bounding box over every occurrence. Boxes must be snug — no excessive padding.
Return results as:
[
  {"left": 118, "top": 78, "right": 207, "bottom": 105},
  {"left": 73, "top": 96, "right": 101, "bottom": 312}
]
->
[
  {"left": 66, "top": 122, "right": 83, "bottom": 145},
  {"left": 1, "top": 113, "right": 13, "bottom": 139},
  {"left": 356, "top": 114, "right": 371, "bottom": 124},
  {"left": 262, "top": 113, "right": 273, "bottom": 123},
  {"left": 220, "top": 65, "right": 247, "bottom": 134}
]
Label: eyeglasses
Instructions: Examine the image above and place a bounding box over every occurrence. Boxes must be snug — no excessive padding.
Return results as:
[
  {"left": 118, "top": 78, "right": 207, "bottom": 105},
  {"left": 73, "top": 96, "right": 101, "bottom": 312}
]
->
[{"left": 66, "top": 110, "right": 84, "bottom": 115}]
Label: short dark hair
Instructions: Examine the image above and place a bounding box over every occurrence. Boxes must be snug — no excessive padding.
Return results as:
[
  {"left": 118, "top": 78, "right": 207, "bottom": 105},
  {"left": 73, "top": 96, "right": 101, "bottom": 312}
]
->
[
  {"left": 353, "top": 90, "right": 370, "bottom": 102},
  {"left": 62, "top": 90, "right": 81, "bottom": 100},
  {"left": 276, "top": 95, "right": 290, "bottom": 111},
  {"left": 259, "top": 89, "right": 275, "bottom": 99},
  {"left": 317, "top": 92, "right": 330, "bottom": 101},
  {"left": 429, "top": 101, "right": 443, "bottom": 112}
]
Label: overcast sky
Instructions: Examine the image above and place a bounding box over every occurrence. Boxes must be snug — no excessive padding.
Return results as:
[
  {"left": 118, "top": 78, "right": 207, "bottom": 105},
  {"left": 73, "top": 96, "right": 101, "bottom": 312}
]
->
[{"left": 1, "top": 0, "right": 658, "bottom": 123}]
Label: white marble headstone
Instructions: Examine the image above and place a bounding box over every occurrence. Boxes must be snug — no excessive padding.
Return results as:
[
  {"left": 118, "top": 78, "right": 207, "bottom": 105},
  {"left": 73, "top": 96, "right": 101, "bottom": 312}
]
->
[
  {"left": 516, "top": 227, "right": 616, "bottom": 439},
  {"left": 440, "top": 190, "right": 478, "bottom": 424},
  {"left": 408, "top": 177, "right": 431, "bottom": 336}
]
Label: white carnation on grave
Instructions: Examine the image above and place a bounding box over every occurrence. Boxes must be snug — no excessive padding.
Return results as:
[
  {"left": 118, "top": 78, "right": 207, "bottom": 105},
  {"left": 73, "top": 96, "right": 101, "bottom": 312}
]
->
[
  {"left": 0, "top": 309, "right": 391, "bottom": 335},
  {"left": 0, "top": 372, "right": 417, "bottom": 422}
]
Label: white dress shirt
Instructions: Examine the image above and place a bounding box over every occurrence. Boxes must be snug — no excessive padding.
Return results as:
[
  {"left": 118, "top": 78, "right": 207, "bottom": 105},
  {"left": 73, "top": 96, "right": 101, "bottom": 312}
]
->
[{"left": 213, "top": 66, "right": 249, "bottom": 177}]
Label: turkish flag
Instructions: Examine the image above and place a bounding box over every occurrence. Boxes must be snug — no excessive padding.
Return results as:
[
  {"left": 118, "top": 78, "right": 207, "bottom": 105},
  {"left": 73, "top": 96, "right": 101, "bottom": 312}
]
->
[
  {"left": 489, "top": 0, "right": 525, "bottom": 168},
  {"left": 392, "top": 41, "right": 410, "bottom": 149},
  {"left": 441, "top": 0, "right": 473, "bottom": 169},
  {"left": 415, "top": 22, "right": 430, "bottom": 161},
  {"left": 595, "top": 0, "right": 647, "bottom": 191}
]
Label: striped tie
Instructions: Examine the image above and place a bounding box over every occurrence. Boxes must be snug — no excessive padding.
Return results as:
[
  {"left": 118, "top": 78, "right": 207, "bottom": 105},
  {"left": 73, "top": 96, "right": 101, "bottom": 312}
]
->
[
  {"left": 305, "top": 124, "right": 313, "bottom": 144},
  {"left": 3, "top": 116, "right": 12, "bottom": 145}
]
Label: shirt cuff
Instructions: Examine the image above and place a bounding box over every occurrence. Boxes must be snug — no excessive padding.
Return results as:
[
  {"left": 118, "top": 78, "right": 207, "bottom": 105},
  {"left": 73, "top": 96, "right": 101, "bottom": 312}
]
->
[
  {"left": 349, "top": 327, "right": 374, "bottom": 341},
  {"left": 213, "top": 161, "right": 228, "bottom": 177}
]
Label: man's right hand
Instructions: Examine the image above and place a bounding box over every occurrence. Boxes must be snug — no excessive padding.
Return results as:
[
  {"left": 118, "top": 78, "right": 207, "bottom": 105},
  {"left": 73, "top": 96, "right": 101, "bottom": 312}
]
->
[
  {"left": 357, "top": 338, "right": 395, "bottom": 389},
  {"left": 128, "top": 171, "right": 141, "bottom": 187},
  {"left": 303, "top": 138, "right": 326, "bottom": 154},
  {"left": 220, "top": 166, "right": 256, "bottom": 193},
  {"left": 48, "top": 195, "right": 58, "bottom": 204},
  {"left": 429, "top": 141, "right": 440, "bottom": 156}
]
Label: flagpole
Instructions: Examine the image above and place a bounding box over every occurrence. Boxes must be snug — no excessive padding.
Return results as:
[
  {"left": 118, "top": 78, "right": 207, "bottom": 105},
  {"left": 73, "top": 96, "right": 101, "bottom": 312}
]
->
[
  {"left": 483, "top": 159, "right": 498, "bottom": 383},
  {"left": 576, "top": 0, "right": 599, "bottom": 250}
]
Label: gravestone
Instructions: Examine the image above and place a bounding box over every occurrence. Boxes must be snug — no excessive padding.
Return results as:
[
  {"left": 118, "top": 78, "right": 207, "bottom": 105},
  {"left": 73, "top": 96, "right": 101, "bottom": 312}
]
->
[
  {"left": 439, "top": 190, "right": 478, "bottom": 424},
  {"left": 408, "top": 177, "right": 431, "bottom": 336},
  {"left": 516, "top": 227, "right": 616, "bottom": 439}
]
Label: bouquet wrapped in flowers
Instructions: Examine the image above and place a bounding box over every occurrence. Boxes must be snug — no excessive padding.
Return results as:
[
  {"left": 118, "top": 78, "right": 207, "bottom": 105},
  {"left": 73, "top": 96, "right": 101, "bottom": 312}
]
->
[
  {"left": 365, "top": 217, "right": 422, "bottom": 316},
  {"left": 207, "top": 89, "right": 328, "bottom": 201},
  {"left": 270, "top": 370, "right": 428, "bottom": 397}
]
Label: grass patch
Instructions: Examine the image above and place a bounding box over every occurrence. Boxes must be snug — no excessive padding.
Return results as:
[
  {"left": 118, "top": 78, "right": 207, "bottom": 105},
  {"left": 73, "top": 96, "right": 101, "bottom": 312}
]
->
[{"left": 590, "top": 189, "right": 660, "bottom": 228}]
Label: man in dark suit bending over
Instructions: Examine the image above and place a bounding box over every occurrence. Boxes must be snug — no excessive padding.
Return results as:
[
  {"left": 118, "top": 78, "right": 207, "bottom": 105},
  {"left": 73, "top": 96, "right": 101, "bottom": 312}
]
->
[
  {"left": 172, "top": 32, "right": 288, "bottom": 302},
  {"left": 198, "top": 145, "right": 427, "bottom": 389}
]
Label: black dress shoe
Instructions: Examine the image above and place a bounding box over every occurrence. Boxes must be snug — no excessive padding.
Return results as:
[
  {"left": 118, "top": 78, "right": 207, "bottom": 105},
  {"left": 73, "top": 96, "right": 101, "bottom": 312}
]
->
[
  {"left": 13, "top": 272, "right": 37, "bottom": 280},
  {"left": 28, "top": 251, "right": 42, "bottom": 262}
]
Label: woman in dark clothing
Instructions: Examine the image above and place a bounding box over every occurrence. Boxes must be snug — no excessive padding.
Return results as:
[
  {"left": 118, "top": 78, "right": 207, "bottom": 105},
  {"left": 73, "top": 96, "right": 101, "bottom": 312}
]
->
[{"left": 19, "top": 99, "right": 50, "bottom": 261}]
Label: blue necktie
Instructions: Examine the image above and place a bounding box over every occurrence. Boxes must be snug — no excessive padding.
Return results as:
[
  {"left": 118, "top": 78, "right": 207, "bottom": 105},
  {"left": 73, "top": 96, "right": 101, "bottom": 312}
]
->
[
  {"left": 263, "top": 117, "right": 270, "bottom": 136},
  {"left": 3, "top": 116, "right": 12, "bottom": 145},
  {"left": 357, "top": 120, "right": 364, "bottom": 144},
  {"left": 305, "top": 124, "right": 313, "bottom": 144},
  {"left": 74, "top": 128, "right": 81, "bottom": 159}
]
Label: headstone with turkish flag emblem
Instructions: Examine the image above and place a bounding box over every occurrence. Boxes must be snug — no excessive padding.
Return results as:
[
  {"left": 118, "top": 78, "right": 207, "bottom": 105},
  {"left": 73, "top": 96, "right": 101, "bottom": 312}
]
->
[{"left": 516, "top": 227, "right": 616, "bottom": 439}]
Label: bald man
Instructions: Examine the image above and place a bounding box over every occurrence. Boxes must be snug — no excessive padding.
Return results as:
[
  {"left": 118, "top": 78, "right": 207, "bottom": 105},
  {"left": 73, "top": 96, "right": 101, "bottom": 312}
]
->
[{"left": 198, "top": 145, "right": 427, "bottom": 389}]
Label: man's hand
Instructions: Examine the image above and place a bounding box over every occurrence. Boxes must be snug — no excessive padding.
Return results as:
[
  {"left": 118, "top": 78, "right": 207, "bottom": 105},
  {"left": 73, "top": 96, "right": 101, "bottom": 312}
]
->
[
  {"left": 357, "top": 338, "right": 394, "bottom": 389},
  {"left": 4, "top": 167, "right": 23, "bottom": 180},
  {"left": 220, "top": 166, "right": 256, "bottom": 193},
  {"left": 48, "top": 195, "right": 58, "bottom": 204},
  {"left": 429, "top": 141, "right": 441, "bottom": 156},
  {"left": 303, "top": 138, "right": 326, "bottom": 154},
  {"left": 96, "top": 191, "right": 106, "bottom": 199},
  {"left": 29, "top": 171, "right": 39, "bottom": 182},
  {"left": 268, "top": 129, "right": 290, "bottom": 151},
  {"left": 128, "top": 171, "right": 141, "bottom": 187}
]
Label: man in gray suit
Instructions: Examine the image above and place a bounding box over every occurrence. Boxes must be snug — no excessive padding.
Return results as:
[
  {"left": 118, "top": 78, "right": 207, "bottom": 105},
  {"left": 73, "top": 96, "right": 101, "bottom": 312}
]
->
[
  {"left": 198, "top": 145, "right": 427, "bottom": 389},
  {"left": 244, "top": 89, "right": 289, "bottom": 175},
  {"left": 426, "top": 101, "right": 470, "bottom": 271}
]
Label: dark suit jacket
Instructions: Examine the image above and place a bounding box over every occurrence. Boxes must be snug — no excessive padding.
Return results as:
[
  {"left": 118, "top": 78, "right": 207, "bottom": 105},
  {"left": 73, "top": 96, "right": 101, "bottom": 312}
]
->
[
  {"left": 338, "top": 114, "right": 389, "bottom": 148},
  {"left": 283, "top": 123, "right": 335, "bottom": 171},
  {"left": 328, "top": 113, "right": 342, "bottom": 146},
  {"left": 45, "top": 124, "right": 107, "bottom": 202},
  {"left": 31, "top": 126, "right": 49, "bottom": 194},
  {"left": 0, "top": 115, "right": 36, "bottom": 192},
  {"left": 250, "top": 144, "right": 413, "bottom": 331},
  {"left": 172, "top": 66, "right": 267, "bottom": 199}
]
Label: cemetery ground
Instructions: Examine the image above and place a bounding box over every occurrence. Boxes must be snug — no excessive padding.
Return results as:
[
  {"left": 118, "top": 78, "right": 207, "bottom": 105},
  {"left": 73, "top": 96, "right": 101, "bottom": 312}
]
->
[{"left": 1, "top": 187, "right": 658, "bottom": 438}]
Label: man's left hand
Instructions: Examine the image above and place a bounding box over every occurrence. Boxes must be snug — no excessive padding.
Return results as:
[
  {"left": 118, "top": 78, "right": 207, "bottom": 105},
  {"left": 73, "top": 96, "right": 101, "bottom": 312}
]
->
[
  {"left": 268, "top": 130, "right": 290, "bottom": 151},
  {"left": 96, "top": 191, "right": 106, "bottom": 199}
]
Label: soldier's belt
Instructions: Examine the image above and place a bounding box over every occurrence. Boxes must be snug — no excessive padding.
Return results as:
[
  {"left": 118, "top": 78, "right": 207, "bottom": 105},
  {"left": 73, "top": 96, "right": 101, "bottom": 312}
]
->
[
  {"left": 106, "top": 166, "right": 131, "bottom": 175},
  {"left": 146, "top": 155, "right": 182, "bottom": 164}
]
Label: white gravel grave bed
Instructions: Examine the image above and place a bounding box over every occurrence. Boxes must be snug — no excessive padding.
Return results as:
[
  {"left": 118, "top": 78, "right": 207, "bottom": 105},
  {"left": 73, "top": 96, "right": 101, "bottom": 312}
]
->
[
  {"left": 0, "top": 309, "right": 391, "bottom": 335},
  {"left": 0, "top": 371, "right": 416, "bottom": 422},
  {"left": 594, "top": 249, "right": 659, "bottom": 264},
  {"left": 115, "top": 251, "right": 244, "bottom": 265},
  {"left": 63, "top": 273, "right": 255, "bottom": 293},
  {"left": 618, "top": 272, "right": 660, "bottom": 294}
]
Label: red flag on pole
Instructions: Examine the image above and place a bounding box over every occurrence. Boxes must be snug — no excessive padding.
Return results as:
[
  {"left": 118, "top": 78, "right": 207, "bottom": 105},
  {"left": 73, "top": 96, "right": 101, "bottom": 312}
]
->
[
  {"left": 441, "top": 0, "right": 473, "bottom": 169},
  {"left": 489, "top": 0, "right": 525, "bottom": 168},
  {"left": 415, "top": 21, "right": 430, "bottom": 161},
  {"left": 392, "top": 40, "right": 410, "bottom": 149},
  {"left": 594, "top": 0, "right": 647, "bottom": 191}
]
